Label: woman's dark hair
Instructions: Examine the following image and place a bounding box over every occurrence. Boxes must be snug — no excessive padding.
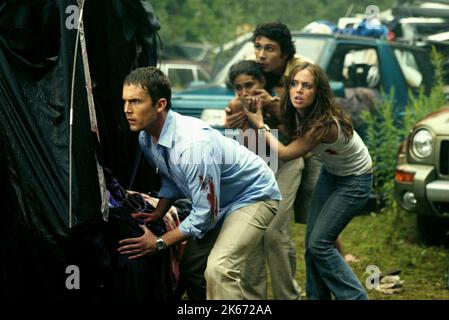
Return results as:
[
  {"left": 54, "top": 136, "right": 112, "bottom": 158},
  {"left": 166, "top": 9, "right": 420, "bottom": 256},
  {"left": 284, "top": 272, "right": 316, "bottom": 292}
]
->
[
  {"left": 123, "top": 67, "right": 172, "bottom": 109},
  {"left": 281, "top": 62, "right": 353, "bottom": 142},
  {"left": 252, "top": 22, "right": 296, "bottom": 61},
  {"left": 228, "top": 60, "right": 265, "bottom": 86}
]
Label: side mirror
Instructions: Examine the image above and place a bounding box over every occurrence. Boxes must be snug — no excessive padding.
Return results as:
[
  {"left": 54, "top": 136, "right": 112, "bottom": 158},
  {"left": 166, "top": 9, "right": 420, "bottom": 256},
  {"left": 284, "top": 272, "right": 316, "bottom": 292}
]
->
[{"left": 330, "top": 80, "right": 345, "bottom": 98}]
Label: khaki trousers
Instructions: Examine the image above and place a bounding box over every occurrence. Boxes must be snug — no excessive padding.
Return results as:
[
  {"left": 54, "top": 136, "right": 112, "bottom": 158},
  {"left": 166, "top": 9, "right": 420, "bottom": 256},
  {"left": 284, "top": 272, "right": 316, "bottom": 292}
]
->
[
  {"left": 205, "top": 200, "right": 278, "bottom": 300},
  {"left": 242, "top": 157, "right": 304, "bottom": 299}
]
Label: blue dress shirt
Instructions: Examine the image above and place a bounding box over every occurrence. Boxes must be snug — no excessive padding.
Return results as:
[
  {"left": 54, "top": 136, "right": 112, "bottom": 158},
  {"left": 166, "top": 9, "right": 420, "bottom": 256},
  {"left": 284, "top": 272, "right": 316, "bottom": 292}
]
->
[{"left": 139, "top": 110, "right": 281, "bottom": 239}]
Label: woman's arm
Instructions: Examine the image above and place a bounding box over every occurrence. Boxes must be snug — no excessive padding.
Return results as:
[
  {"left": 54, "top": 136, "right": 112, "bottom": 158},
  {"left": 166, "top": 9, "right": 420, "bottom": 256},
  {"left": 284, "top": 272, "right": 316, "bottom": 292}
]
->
[
  {"left": 244, "top": 102, "right": 319, "bottom": 161},
  {"left": 264, "top": 127, "right": 319, "bottom": 161}
]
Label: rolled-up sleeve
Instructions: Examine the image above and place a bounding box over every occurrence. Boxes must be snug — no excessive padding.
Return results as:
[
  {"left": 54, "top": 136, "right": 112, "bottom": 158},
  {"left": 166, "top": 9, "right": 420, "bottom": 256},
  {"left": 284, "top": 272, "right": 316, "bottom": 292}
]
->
[{"left": 178, "top": 142, "right": 221, "bottom": 239}]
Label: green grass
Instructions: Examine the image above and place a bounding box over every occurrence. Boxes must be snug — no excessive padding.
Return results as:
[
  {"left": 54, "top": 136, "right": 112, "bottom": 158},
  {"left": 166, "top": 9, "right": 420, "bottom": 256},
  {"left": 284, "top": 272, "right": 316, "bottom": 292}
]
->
[{"left": 289, "top": 207, "right": 449, "bottom": 300}]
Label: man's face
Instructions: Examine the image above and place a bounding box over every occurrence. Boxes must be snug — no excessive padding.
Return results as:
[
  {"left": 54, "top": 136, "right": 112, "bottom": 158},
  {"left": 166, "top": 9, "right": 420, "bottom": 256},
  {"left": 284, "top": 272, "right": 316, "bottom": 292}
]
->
[
  {"left": 254, "top": 36, "right": 288, "bottom": 75},
  {"left": 233, "top": 74, "right": 264, "bottom": 98},
  {"left": 123, "top": 84, "right": 158, "bottom": 133}
]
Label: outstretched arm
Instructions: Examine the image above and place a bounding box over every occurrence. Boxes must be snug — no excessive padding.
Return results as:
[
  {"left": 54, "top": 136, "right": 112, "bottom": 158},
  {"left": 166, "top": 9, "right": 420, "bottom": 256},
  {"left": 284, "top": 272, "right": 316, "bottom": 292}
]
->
[{"left": 244, "top": 101, "right": 319, "bottom": 161}]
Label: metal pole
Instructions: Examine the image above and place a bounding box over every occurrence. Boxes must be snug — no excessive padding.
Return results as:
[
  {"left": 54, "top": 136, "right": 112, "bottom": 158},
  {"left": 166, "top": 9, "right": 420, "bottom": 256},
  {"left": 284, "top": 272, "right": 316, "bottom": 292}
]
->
[{"left": 69, "top": 0, "right": 85, "bottom": 228}]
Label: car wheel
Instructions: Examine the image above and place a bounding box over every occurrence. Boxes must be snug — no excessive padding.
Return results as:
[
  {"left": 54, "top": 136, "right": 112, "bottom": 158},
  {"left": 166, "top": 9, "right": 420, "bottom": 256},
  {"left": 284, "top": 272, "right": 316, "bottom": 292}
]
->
[{"left": 416, "top": 215, "right": 449, "bottom": 246}]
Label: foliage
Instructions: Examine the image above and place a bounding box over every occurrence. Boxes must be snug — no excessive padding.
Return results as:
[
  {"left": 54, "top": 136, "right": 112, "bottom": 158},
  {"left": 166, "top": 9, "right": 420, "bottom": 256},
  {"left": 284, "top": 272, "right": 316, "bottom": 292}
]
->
[
  {"left": 361, "top": 47, "right": 446, "bottom": 207},
  {"left": 361, "top": 90, "right": 401, "bottom": 207},
  {"left": 401, "top": 48, "right": 447, "bottom": 136},
  {"left": 148, "top": 0, "right": 396, "bottom": 47}
]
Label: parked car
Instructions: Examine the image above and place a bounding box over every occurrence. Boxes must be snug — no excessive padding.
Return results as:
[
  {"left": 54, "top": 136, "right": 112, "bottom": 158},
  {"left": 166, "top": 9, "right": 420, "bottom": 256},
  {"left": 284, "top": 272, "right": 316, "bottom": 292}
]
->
[
  {"left": 394, "top": 107, "right": 449, "bottom": 244},
  {"left": 158, "top": 60, "right": 211, "bottom": 91},
  {"left": 172, "top": 32, "right": 437, "bottom": 214},
  {"left": 386, "top": 17, "right": 449, "bottom": 44}
]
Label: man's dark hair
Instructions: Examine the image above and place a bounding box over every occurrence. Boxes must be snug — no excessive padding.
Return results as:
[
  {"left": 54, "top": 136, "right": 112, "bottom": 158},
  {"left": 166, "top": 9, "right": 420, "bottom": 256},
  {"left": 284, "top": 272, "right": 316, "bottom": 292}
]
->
[
  {"left": 123, "top": 66, "right": 172, "bottom": 110},
  {"left": 228, "top": 60, "right": 265, "bottom": 86},
  {"left": 252, "top": 22, "right": 296, "bottom": 61}
]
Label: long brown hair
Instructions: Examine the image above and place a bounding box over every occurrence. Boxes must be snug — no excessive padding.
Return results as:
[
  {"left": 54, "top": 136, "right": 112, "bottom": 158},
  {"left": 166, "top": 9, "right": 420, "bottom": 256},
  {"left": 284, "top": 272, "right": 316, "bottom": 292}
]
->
[{"left": 281, "top": 62, "right": 353, "bottom": 142}]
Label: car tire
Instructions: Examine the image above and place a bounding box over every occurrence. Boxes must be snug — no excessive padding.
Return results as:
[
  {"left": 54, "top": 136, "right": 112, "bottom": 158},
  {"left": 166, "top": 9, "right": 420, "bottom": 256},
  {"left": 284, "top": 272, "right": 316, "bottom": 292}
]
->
[{"left": 416, "top": 215, "right": 449, "bottom": 246}]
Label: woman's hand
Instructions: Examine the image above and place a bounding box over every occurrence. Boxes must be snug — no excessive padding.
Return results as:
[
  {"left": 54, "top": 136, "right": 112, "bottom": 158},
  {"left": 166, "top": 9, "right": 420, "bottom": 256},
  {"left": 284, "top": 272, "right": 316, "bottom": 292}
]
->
[
  {"left": 131, "top": 211, "right": 162, "bottom": 223},
  {"left": 244, "top": 98, "right": 264, "bottom": 129},
  {"left": 224, "top": 107, "right": 247, "bottom": 129},
  {"left": 127, "top": 192, "right": 175, "bottom": 224}
]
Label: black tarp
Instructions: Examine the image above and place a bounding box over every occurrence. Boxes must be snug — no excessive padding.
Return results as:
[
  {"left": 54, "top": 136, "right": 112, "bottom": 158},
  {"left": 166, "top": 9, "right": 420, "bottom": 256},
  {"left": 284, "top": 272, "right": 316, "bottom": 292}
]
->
[{"left": 0, "top": 0, "right": 163, "bottom": 299}]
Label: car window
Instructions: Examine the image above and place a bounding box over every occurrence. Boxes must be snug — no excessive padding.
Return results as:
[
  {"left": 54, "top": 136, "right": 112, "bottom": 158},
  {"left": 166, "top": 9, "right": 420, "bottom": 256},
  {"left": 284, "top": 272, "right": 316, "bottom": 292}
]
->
[
  {"left": 168, "top": 68, "right": 195, "bottom": 90},
  {"left": 394, "top": 48, "right": 423, "bottom": 88},
  {"left": 401, "top": 21, "right": 449, "bottom": 42},
  {"left": 294, "top": 37, "right": 327, "bottom": 63},
  {"left": 198, "top": 68, "right": 210, "bottom": 82},
  {"left": 213, "top": 42, "right": 256, "bottom": 85},
  {"left": 327, "top": 46, "right": 380, "bottom": 89},
  {"left": 414, "top": 22, "right": 449, "bottom": 38}
]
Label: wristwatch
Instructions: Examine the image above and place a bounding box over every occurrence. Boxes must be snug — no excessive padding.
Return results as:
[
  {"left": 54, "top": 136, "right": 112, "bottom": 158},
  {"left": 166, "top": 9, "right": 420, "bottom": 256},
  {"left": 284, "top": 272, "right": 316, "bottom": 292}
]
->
[
  {"left": 258, "top": 124, "right": 271, "bottom": 132},
  {"left": 155, "top": 237, "right": 167, "bottom": 252}
]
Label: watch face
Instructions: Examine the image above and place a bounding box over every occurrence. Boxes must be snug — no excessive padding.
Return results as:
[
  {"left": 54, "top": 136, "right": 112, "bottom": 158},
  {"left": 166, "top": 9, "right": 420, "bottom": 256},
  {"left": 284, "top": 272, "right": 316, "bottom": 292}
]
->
[{"left": 156, "top": 238, "right": 166, "bottom": 251}]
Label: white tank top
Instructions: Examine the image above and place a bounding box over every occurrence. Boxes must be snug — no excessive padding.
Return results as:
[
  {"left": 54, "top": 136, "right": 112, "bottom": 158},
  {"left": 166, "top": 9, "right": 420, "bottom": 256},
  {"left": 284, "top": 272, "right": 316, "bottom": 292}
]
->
[{"left": 312, "top": 119, "right": 372, "bottom": 176}]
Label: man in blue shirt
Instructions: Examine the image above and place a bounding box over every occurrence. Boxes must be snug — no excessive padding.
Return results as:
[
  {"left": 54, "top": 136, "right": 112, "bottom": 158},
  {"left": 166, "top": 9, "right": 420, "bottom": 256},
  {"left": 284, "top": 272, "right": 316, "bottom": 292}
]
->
[{"left": 118, "top": 67, "right": 281, "bottom": 299}]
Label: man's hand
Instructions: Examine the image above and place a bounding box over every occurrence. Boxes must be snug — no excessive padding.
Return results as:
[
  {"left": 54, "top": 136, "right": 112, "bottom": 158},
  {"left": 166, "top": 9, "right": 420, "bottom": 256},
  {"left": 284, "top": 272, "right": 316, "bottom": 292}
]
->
[
  {"left": 131, "top": 211, "right": 162, "bottom": 223},
  {"left": 224, "top": 107, "right": 247, "bottom": 129},
  {"left": 118, "top": 225, "right": 157, "bottom": 259},
  {"left": 127, "top": 194, "right": 176, "bottom": 224},
  {"left": 251, "top": 88, "right": 281, "bottom": 120},
  {"left": 251, "top": 88, "right": 273, "bottom": 105}
]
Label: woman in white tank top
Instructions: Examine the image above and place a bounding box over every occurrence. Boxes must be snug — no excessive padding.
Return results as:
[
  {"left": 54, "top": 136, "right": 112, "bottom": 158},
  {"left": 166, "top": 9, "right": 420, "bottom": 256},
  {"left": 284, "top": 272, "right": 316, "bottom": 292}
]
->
[{"left": 246, "top": 61, "right": 373, "bottom": 300}]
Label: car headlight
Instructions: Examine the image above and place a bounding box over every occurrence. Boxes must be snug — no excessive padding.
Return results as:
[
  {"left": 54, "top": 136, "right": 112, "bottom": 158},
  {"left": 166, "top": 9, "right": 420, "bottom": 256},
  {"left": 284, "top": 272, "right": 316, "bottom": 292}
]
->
[
  {"left": 412, "top": 129, "right": 433, "bottom": 158},
  {"left": 201, "top": 109, "right": 226, "bottom": 127}
]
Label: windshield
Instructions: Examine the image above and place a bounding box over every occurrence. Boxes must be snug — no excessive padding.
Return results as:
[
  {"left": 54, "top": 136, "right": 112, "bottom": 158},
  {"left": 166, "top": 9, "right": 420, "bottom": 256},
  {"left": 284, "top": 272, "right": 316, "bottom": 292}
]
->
[
  {"left": 295, "top": 37, "right": 327, "bottom": 63},
  {"left": 211, "top": 36, "right": 328, "bottom": 86}
]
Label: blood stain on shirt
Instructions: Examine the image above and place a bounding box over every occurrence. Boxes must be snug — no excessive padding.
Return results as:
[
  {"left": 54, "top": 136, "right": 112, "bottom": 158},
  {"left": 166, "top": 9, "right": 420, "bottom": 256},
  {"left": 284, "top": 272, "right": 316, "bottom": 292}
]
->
[{"left": 198, "top": 175, "right": 218, "bottom": 218}]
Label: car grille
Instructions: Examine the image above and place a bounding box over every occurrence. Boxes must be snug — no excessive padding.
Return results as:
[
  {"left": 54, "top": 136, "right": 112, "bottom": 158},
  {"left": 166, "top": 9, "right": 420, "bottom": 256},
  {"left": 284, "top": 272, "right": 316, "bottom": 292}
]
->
[
  {"left": 434, "top": 202, "right": 449, "bottom": 216},
  {"left": 440, "top": 140, "right": 449, "bottom": 175}
]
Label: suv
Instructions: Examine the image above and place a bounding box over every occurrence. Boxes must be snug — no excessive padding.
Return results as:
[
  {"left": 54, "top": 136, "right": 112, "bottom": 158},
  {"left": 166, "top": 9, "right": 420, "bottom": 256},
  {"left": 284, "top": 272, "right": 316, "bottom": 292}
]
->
[
  {"left": 394, "top": 107, "right": 449, "bottom": 244},
  {"left": 172, "top": 33, "right": 434, "bottom": 134}
]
